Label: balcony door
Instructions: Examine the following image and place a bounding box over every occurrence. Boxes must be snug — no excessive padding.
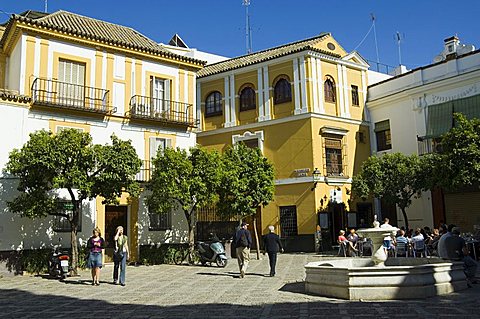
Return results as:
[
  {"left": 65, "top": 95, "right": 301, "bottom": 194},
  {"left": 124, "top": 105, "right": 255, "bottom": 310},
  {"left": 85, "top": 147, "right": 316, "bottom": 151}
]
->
[
  {"left": 150, "top": 76, "right": 170, "bottom": 117},
  {"left": 58, "top": 59, "right": 86, "bottom": 108}
]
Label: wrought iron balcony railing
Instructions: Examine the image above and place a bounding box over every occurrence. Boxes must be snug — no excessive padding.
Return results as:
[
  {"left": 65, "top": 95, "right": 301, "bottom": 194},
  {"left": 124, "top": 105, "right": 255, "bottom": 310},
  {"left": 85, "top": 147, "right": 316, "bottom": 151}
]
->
[
  {"left": 324, "top": 164, "right": 348, "bottom": 178},
  {"left": 31, "top": 77, "right": 111, "bottom": 114},
  {"left": 128, "top": 95, "right": 195, "bottom": 127},
  {"left": 417, "top": 136, "right": 442, "bottom": 155}
]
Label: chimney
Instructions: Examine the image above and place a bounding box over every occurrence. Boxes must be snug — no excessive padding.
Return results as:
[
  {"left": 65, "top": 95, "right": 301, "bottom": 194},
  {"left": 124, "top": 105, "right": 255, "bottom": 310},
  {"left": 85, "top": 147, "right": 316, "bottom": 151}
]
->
[{"left": 444, "top": 36, "right": 460, "bottom": 60}]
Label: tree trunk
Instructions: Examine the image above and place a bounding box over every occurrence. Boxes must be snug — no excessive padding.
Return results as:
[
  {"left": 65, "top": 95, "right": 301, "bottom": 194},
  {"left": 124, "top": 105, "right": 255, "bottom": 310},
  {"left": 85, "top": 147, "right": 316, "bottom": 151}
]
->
[
  {"left": 253, "top": 216, "right": 261, "bottom": 260},
  {"left": 70, "top": 201, "right": 80, "bottom": 275},
  {"left": 400, "top": 206, "right": 409, "bottom": 231},
  {"left": 185, "top": 210, "right": 196, "bottom": 264}
]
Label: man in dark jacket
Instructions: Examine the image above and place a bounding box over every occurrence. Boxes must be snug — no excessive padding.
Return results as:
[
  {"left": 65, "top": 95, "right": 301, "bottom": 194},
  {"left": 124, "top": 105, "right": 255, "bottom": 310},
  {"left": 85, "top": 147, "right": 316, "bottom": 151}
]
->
[
  {"left": 263, "top": 225, "right": 284, "bottom": 277},
  {"left": 234, "top": 222, "right": 252, "bottom": 278}
]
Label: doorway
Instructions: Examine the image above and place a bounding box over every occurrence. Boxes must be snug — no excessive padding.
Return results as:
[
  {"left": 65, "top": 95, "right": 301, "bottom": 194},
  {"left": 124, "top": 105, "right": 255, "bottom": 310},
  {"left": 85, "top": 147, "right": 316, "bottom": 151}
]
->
[{"left": 104, "top": 205, "right": 128, "bottom": 262}]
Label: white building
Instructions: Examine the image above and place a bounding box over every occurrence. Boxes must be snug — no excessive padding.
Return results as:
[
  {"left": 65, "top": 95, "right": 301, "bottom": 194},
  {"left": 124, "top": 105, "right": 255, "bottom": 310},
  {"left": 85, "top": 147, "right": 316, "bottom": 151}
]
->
[
  {"left": 0, "top": 10, "right": 204, "bottom": 261},
  {"left": 366, "top": 36, "right": 480, "bottom": 230}
]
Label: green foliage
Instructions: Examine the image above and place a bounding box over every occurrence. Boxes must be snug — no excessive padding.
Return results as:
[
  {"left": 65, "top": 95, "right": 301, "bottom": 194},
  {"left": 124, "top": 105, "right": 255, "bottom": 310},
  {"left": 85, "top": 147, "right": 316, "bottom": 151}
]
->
[
  {"left": 434, "top": 113, "right": 480, "bottom": 190},
  {"left": 217, "top": 143, "right": 275, "bottom": 220},
  {"left": 5, "top": 129, "right": 142, "bottom": 271},
  {"left": 351, "top": 152, "right": 431, "bottom": 229},
  {"left": 77, "top": 244, "right": 89, "bottom": 269},
  {"left": 20, "top": 249, "right": 50, "bottom": 274},
  {"left": 139, "top": 244, "right": 186, "bottom": 265},
  {"left": 147, "top": 147, "right": 222, "bottom": 216}
]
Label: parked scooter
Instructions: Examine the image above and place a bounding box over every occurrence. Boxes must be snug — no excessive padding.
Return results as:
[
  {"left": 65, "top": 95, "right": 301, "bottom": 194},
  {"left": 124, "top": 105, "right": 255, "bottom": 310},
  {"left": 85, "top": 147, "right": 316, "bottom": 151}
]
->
[
  {"left": 48, "top": 238, "right": 70, "bottom": 280},
  {"left": 196, "top": 235, "right": 228, "bottom": 267}
]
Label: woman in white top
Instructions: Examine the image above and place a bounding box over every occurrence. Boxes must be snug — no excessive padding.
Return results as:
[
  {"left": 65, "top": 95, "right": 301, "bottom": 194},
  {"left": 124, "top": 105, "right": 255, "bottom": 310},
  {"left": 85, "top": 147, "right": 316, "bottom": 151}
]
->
[{"left": 113, "top": 226, "right": 129, "bottom": 286}]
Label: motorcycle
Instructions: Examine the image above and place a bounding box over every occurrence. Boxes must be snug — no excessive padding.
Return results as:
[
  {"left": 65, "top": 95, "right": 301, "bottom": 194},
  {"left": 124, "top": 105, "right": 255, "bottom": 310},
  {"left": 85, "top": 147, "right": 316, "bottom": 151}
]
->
[
  {"left": 196, "top": 238, "right": 228, "bottom": 267},
  {"left": 48, "top": 239, "right": 70, "bottom": 280}
]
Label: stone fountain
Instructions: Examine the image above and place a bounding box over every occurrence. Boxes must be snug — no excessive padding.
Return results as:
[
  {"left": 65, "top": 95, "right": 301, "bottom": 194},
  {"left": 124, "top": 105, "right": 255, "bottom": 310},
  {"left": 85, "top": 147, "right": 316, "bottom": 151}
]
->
[{"left": 305, "top": 217, "right": 468, "bottom": 300}]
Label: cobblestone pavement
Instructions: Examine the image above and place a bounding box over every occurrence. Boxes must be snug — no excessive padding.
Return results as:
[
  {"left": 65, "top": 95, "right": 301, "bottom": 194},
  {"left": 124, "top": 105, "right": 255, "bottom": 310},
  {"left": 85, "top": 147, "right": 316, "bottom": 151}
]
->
[{"left": 1, "top": 253, "right": 479, "bottom": 318}]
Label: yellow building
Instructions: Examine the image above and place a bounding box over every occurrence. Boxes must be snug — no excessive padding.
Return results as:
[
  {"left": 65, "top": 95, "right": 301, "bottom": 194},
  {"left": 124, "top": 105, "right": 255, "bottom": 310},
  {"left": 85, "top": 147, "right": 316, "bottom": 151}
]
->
[
  {"left": 0, "top": 10, "right": 203, "bottom": 261},
  {"left": 197, "top": 33, "right": 372, "bottom": 249}
]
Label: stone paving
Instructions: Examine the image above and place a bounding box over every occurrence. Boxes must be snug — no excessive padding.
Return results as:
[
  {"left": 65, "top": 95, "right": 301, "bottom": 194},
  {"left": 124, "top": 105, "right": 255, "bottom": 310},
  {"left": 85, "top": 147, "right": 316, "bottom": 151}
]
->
[{"left": 1, "top": 253, "right": 479, "bottom": 318}]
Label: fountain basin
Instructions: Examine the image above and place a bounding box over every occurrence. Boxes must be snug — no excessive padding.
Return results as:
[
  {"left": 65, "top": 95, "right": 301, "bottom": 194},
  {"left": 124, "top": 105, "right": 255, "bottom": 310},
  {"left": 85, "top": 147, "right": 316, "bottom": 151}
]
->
[{"left": 305, "top": 258, "right": 467, "bottom": 300}]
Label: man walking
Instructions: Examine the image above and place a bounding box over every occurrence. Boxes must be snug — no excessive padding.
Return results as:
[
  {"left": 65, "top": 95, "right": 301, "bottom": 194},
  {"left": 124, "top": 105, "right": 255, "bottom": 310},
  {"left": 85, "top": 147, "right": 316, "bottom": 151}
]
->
[
  {"left": 234, "top": 222, "right": 252, "bottom": 278},
  {"left": 263, "top": 225, "right": 284, "bottom": 277}
]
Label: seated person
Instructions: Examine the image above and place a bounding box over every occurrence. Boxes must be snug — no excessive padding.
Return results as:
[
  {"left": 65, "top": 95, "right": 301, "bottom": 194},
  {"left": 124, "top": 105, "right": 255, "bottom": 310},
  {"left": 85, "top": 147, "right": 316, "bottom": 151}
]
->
[
  {"left": 338, "top": 230, "right": 357, "bottom": 254},
  {"left": 395, "top": 229, "right": 409, "bottom": 245},
  {"left": 445, "top": 227, "right": 478, "bottom": 287},
  {"left": 347, "top": 228, "right": 359, "bottom": 245}
]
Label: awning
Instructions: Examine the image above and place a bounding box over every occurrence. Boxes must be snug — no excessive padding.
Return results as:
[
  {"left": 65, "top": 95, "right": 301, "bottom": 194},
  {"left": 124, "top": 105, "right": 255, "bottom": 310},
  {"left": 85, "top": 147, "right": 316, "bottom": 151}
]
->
[{"left": 425, "top": 94, "right": 480, "bottom": 138}]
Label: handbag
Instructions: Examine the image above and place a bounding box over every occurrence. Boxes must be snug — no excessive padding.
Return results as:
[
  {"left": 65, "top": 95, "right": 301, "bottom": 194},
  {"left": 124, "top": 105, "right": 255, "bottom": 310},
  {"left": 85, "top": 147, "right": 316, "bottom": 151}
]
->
[{"left": 113, "top": 250, "right": 124, "bottom": 262}]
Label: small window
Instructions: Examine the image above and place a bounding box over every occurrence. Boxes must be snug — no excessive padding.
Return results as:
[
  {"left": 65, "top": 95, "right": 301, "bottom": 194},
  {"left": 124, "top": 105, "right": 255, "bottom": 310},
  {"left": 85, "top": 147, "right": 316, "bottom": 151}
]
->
[
  {"left": 357, "top": 131, "right": 366, "bottom": 144},
  {"left": 351, "top": 85, "right": 359, "bottom": 106},
  {"left": 324, "top": 76, "right": 336, "bottom": 103},
  {"left": 205, "top": 91, "right": 223, "bottom": 117},
  {"left": 273, "top": 77, "right": 292, "bottom": 104},
  {"left": 53, "top": 201, "right": 81, "bottom": 233},
  {"left": 148, "top": 209, "right": 172, "bottom": 231},
  {"left": 375, "top": 120, "right": 392, "bottom": 151},
  {"left": 239, "top": 86, "right": 256, "bottom": 111}
]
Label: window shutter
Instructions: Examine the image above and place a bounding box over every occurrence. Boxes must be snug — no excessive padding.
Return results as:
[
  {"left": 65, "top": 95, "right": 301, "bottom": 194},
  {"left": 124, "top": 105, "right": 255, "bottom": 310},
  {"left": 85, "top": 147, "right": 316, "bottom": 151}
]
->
[
  {"left": 165, "top": 139, "right": 172, "bottom": 149},
  {"left": 149, "top": 137, "right": 157, "bottom": 160},
  {"left": 164, "top": 79, "right": 171, "bottom": 111}
]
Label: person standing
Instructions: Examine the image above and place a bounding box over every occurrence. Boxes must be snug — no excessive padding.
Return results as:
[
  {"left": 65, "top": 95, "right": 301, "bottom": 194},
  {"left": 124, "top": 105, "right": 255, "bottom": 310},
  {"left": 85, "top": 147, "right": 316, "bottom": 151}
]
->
[
  {"left": 86, "top": 227, "right": 105, "bottom": 286},
  {"left": 263, "top": 225, "right": 283, "bottom": 277},
  {"left": 113, "top": 226, "right": 129, "bottom": 286},
  {"left": 234, "top": 222, "right": 252, "bottom": 278}
]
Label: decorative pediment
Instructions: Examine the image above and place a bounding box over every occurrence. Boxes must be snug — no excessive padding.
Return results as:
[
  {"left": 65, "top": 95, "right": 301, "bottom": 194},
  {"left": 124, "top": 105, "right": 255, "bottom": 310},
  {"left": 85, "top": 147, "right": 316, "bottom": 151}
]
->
[{"left": 342, "top": 51, "right": 370, "bottom": 68}]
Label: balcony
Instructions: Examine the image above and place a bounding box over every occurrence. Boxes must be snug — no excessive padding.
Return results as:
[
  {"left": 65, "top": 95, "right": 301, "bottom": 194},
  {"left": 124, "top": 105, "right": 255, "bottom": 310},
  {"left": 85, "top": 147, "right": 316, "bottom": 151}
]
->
[
  {"left": 136, "top": 160, "right": 152, "bottom": 182},
  {"left": 128, "top": 95, "right": 195, "bottom": 127},
  {"left": 31, "top": 77, "right": 112, "bottom": 115},
  {"left": 417, "top": 136, "right": 442, "bottom": 155}
]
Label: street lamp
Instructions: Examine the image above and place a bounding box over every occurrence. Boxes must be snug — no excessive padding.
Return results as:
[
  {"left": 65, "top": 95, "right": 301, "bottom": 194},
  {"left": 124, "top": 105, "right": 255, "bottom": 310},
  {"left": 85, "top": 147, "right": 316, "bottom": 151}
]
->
[{"left": 311, "top": 167, "right": 321, "bottom": 191}]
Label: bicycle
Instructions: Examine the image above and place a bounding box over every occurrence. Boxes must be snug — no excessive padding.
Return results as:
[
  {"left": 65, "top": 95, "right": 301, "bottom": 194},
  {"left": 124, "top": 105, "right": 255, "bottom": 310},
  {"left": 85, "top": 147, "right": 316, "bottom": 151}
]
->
[{"left": 173, "top": 245, "right": 200, "bottom": 265}]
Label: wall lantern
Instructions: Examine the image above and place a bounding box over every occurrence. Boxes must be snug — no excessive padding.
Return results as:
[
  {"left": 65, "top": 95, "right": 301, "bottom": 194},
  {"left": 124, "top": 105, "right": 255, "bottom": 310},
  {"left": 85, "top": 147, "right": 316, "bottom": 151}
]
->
[{"left": 311, "top": 167, "right": 322, "bottom": 191}]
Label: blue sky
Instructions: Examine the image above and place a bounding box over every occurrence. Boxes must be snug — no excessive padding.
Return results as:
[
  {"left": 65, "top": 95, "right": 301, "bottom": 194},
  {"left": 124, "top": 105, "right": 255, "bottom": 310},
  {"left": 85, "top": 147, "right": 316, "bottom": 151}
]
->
[{"left": 2, "top": 0, "right": 479, "bottom": 70}]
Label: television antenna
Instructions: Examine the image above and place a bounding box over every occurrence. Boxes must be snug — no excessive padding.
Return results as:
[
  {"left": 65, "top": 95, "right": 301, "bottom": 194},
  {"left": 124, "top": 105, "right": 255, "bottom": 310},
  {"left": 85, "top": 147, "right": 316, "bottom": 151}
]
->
[
  {"left": 45, "top": 0, "right": 48, "bottom": 13},
  {"left": 395, "top": 31, "right": 404, "bottom": 66},
  {"left": 243, "top": 0, "right": 253, "bottom": 54}
]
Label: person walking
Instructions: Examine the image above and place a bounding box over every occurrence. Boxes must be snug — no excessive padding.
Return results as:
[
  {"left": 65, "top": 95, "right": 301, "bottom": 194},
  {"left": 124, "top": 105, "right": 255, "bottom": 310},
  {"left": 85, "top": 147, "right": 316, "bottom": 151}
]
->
[
  {"left": 263, "top": 225, "right": 283, "bottom": 277},
  {"left": 113, "top": 226, "right": 129, "bottom": 286},
  {"left": 86, "top": 227, "right": 105, "bottom": 286},
  {"left": 234, "top": 222, "right": 252, "bottom": 278}
]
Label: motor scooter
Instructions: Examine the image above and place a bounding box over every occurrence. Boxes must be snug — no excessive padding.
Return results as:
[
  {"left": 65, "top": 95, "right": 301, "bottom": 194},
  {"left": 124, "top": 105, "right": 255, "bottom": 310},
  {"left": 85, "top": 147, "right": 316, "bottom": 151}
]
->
[
  {"left": 48, "top": 238, "right": 70, "bottom": 280},
  {"left": 196, "top": 237, "right": 228, "bottom": 267}
]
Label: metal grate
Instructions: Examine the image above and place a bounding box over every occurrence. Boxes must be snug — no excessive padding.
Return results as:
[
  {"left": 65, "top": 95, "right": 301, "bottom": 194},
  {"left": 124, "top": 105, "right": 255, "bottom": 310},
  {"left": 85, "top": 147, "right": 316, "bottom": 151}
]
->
[{"left": 280, "top": 206, "right": 298, "bottom": 237}]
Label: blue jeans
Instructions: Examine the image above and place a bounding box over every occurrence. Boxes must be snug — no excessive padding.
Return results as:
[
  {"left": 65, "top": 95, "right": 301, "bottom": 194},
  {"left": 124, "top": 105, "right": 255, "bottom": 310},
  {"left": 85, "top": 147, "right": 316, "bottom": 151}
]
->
[{"left": 113, "top": 252, "right": 126, "bottom": 284}]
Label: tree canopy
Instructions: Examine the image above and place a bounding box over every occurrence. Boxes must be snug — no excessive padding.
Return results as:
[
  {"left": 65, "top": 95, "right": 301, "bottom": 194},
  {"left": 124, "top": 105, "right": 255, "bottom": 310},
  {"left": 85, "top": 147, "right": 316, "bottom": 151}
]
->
[
  {"left": 351, "top": 152, "right": 432, "bottom": 230},
  {"left": 433, "top": 113, "right": 480, "bottom": 190},
  {"left": 6, "top": 129, "right": 141, "bottom": 271},
  {"left": 147, "top": 146, "right": 223, "bottom": 257},
  {"left": 216, "top": 143, "right": 275, "bottom": 258}
]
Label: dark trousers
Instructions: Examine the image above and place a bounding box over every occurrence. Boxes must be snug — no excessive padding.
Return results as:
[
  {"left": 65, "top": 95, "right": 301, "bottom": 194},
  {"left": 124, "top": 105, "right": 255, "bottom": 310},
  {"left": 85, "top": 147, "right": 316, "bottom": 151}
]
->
[{"left": 267, "top": 252, "right": 277, "bottom": 276}]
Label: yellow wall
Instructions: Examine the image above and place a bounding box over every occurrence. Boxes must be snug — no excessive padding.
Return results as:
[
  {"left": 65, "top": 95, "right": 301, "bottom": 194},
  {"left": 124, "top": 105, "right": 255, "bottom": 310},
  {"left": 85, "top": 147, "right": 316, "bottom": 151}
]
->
[{"left": 270, "top": 61, "right": 295, "bottom": 119}]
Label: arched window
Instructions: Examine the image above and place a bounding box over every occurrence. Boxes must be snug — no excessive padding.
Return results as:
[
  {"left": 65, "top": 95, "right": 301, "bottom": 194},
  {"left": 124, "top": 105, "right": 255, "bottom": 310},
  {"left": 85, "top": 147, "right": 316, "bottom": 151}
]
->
[
  {"left": 273, "top": 77, "right": 292, "bottom": 104},
  {"left": 239, "top": 86, "right": 256, "bottom": 111},
  {"left": 205, "top": 91, "right": 222, "bottom": 117},
  {"left": 324, "top": 76, "right": 336, "bottom": 103}
]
